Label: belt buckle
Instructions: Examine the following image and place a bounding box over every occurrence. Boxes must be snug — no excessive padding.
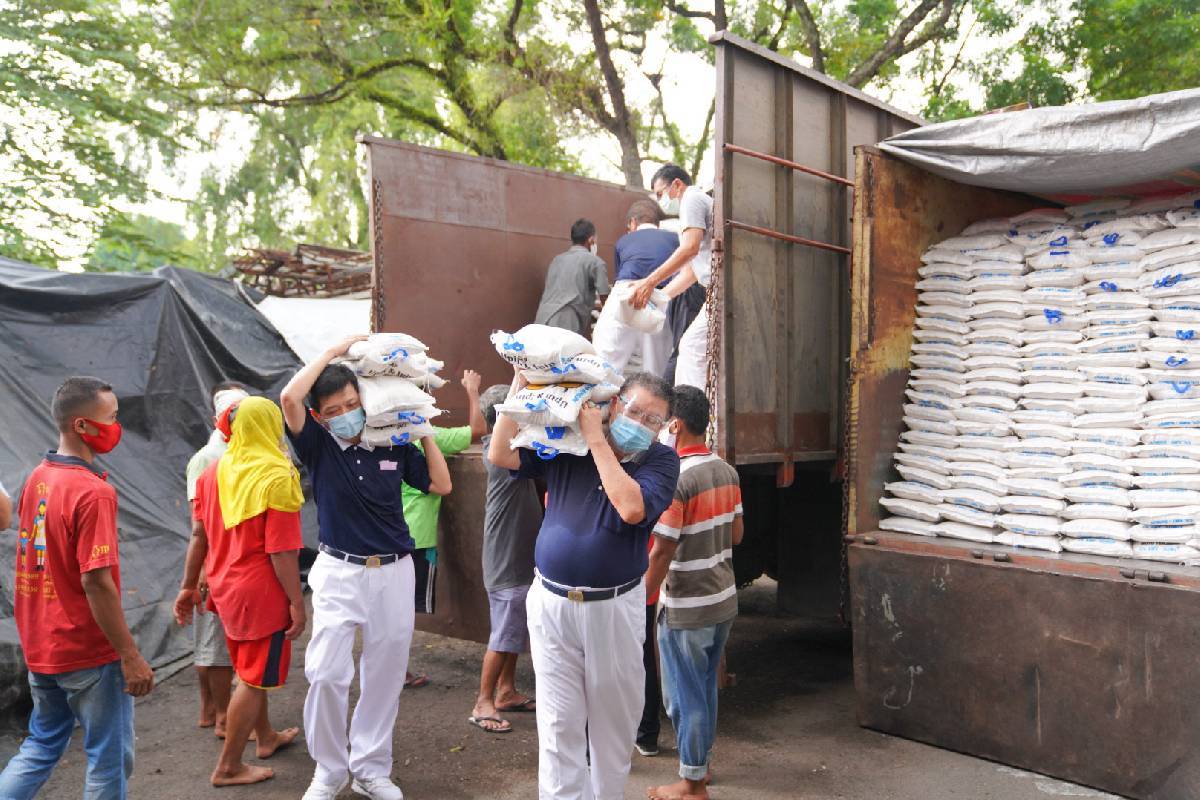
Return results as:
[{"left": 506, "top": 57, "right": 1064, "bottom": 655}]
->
[
  {"left": 567, "top": 589, "right": 585, "bottom": 602},
  {"left": 365, "top": 555, "right": 382, "bottom": 568}
]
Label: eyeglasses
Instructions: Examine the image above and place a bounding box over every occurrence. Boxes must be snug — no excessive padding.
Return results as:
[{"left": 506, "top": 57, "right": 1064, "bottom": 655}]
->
[{"left": 618, "top": 394, "right": 667, "bottom": 430}]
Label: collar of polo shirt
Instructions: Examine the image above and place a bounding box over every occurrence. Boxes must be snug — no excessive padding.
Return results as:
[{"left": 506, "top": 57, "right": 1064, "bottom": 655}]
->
[{"left": 333, "top": 433, "right": 375, "bottom": 452}]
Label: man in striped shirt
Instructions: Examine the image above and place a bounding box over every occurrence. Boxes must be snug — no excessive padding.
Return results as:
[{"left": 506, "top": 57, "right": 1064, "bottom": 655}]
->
[{"left": 645, "top": 386, "right": 743, "bottom": 800}]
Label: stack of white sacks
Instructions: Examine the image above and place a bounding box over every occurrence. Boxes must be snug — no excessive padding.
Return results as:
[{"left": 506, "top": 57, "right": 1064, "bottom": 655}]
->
[
  {"left": 490, "top": 324, "right": 623, "bottom": 459},
  {"left": 880, "top": 193, "right": 1200, "bottom": 564},
  {"left": 336, "top": 333, "right": 445, "bottom": 447}
]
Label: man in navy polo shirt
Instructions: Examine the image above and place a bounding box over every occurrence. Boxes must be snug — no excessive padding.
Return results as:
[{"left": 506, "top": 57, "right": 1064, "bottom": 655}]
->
[
  {"left": 593, "top": 201, "right": 679, "bottom": 377},
  {"left": 281, "top": 335, "right": 452, "bottom": 800},
  {"left": 488, "top": 371, "right": 680, "bottom": 800}
]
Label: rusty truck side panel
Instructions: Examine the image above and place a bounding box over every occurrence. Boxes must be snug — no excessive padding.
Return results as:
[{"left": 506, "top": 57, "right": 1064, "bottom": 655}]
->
[
  {"left": 365, "top": 139, "right": 645, "bottom": 643},
  {"left": 711, "top": 33, "right": 922, "bottom": 468},
  {"left": 845, "top": 147, "right": 1200, "bottom": 799}
]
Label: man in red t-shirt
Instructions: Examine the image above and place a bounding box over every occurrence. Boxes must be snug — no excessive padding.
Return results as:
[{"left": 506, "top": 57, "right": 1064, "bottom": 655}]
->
[
  {"left": 0, "top": 376, "right": 155, "bottom": 800},
  {"left": 175, "top": 396, "right": 306, "bottom": 787}
]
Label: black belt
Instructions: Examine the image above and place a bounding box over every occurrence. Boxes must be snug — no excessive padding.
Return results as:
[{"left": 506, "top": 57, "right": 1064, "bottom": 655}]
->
[
  {"left": 319, "top": 543, "right": 407, "bottom": 568},
  {"left": 540, "top": 575, "right": 641, "bottom": 603}
]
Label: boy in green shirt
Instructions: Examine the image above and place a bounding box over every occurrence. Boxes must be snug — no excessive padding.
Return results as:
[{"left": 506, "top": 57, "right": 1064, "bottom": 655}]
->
[{"left": 403, "top": 369, "right": 485, "bottom": 687}]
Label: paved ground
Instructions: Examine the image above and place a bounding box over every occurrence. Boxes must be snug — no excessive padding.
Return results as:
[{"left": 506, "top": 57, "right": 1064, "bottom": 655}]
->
[{"left": 3, "top": 580, "right": 1123, "bottom": 799}]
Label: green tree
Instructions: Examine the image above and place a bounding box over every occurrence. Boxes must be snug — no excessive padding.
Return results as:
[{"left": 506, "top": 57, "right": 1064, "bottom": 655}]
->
[{"left": 86, "top": 213, "right": 201, "bottom": 272}]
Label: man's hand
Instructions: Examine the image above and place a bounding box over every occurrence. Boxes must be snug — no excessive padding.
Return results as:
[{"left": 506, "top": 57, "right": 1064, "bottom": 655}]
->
[
  {"left": 629, "top": 279, "right": 655, "bottom": 310},
  {"left": 285, "top": 602, "right": 307, "bottom": 640},
  {"left": 579, "top": 401, "right": 607, "bottom": 447},
  {"left": 121, "top": 651, "right": 155, "bottom": 697},
  {"left": 173, "top": 587, "right": 202, "bottom": 627},
  {"left": 325, "top": 334, "right": 370, "bottom": 360},
  {"left": 461, "top": 369, "right": 482, "bottom": 397}
]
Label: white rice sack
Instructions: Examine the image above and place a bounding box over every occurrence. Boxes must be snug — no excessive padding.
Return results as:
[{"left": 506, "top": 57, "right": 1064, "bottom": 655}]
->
[
  {"left": 1080, "top": 382, "right": 1148, "bottom": 401},
  {"left": 1012, "top": 424, "right": 1075, "bottom": 442},
  {"left": 1130, "top": 506, "right": 1200, "bottom": 527},
  {"left": 1143, "top": 398, "right": 1200, "bottom": 417},
  {"left": 1060, "top": 519, "right": 1131, "bottom": 540},
  {"left": 950, "top": 447, "right": 1010, "bottom": 468},
  {"left": 1063, "top": 452, "right": 1133, "bottom": 473},
  {"left": 1067, "top": 198, "right": 1131, "bottom": 219},
  {"left": 1023, "top": 383, "right": 1084, "bottom": 401},
  {"left": 1143, "top": 274, "right": 1200, "bottom": 299},
  {"left": 1070, "top": 440, "right": 1134, "bottom": 460},
  {"left": 1020, "top": 398, "right": 1081, "bottom": 412},
  {"left": 1020, "top": 370, "right": 1083, "bottom": 385},
  {"left": 1166, "top": 208, "right": 1200, "bottom": 228},
  {"left": 1011, "top": 208, "right": 1070, "bottom": 226},
  {"left": 942, "top": 488, "right": 1002, "bottom": 514},
  {"left": 954, "top": 421, "right": 1012, "bottom": 438},
  {"left": 959, "top": 394, "right": 1017, "bottom": 411},
  {"left": 919, "top": 291, "right": 973, "bottom": 309},
  {"left": 1138, "top": 229, "right": 1200, "bottom": 253},
  {"left": 878, "top": 496, "right": 940, "bottom": 522},
  {"left": 1023, "top": 330, "right": 1085, "bottom": 345},
  {"left": 995, "top": 532, "right": 1063, "bottom": 553},
  {"left": 971, "top": 289, "right": 1027, "bottom": 305},
  {"left": 1009, "top": 465, "right": 1071, "bottom": 480},
  {"left": 492, "top": 324, "right": 597, "bottom": 372},
  {"left": 915, "top": 317, "right": 971, "bottom": 335},
  {"left": 885, "top": 481, "right": 944, "bottom": 504},
  {"left": 894, "top": 452, "right": 953, "bottom": 476},
  {"left": 1139, "top": 262, "right": 1200, "bottom": 292},
  {"left": 956, "top": 435, "right": 1018, "bottom": 453},
  {"left": 1026, "top": 268, "right": 1084, "bottom": 289},
  {"left": 895, "top": 465, "right": 953, "bottom": 490},
  {"left": 611, "top": 283, "right": 669, "bottom": 333},
  {"left": 1143, "top": 413, "right": 1200, "bottom": 429},
  {"left": 511, "top": 424, "right": 590, "bottom": 459},
  {"left": 1142, "top": 429, "right": 1200, "bottom": 447},
  {"left": 1127, "top": 456, "right": 1200, "bottom": 475},
  {"left": 912, "top": 342, "right": 961, "bottom": 360},
  {"left": 1006, "top": 437, "right": 1072, "bottom": 457},
  {"left": 932, "top": 521, "right": 995, "bottom": 543},
  {"left": 968, "top": 275, "right": 1027, "bottom": 293},
  {"left": 1061, "top": 537, "right": 1134, "bottom": 557},
  {"left": 1003, "top": 478, "right": 1066, "bottom": 500},
  {"left": 1077, "top": 334, "right": 1148, "bottom": 355},
  {"left": 949, "top": 474, "right": 1007, "bottom": 494},
  {"left": 1133, "top": 475, "right": 1200, "bottom": 491},
  {"left": 1130, "top": 193, "right": 1200, "bottom": 214},
  {"left": 523, "top": 354, "right": 623, "bottom": 385},
  {"left": 1061, "top": 471, "right": 1134, "bottom": 490},
  {"left": 496, "top": 382, "right": 609, "bottom": 426},
  {"left": 344, "top": 334, "right": 433, "bottom": 377},
  {"left": 919, "top": 262, "right": 976, "bottom": 280},
  {"left": 1135, "top": 443, "right": 1200, "bottom": 460},
  {"left": 1087, "top": 244, "right": 1144, "bottom": 265},
  {"left": 998, "top": 495, "right": 1065, "bottom": 516},
  {"left": 917, "top": 305, "right": 972, "bottom": 324},
  {"left": 1083, "top": 214, "right": 1167, "bottom": 239},
  {"left": 1022, "top": 312, "right": 1086, "bottom": 331},
  {"left": 879, "top": 516, "right": 938, "bottom": 536},
  {"left": 1086, "top": 308, "right": 1155, "bottom": 326},
  {"left": 906, "top": 390, "right": 961, "bottom": 411},
  {"left": 910, "top": 379, "right": 967, "bottom": 400},
  {"left": 1076, "top": 396, "right": 1143, "bottom": 414},
  {"left": 1014, "top": 226, "right": 1073, "bottom": 250},
  {"left": 1064, "top": 486, "right": 1130, "bottom": 506},
  {"left": 1133, "top": 543, "right": 1200, "bottom": 562},
  {"left": 903, "top": 416, "right": 958, "bottom": 437},
  {"left": 1130, "top": 525, "right": 1195, "bottom": 544},
  {"left": 966, "top": 329, "right": 1024, "bottom": 347},
  {"left": 903, "top": 403, "right": 956, "bottom": 424},
  {"left": 996, "top": 513, "right": 1059, "bottom": 536},
  {"left": 1028, "top": 248, "right": 1092, "bottom": 271},
  {"left": 956, "top": 407, "right": 1013, "bottom": 426},
  {"left": 1131, "top": 489, "right": 1200, "bottom": 508},
  {"left": 360, "top": 419, "right": 438, "bottom": 448},
  {"left": 364, "top": 404, "right": 442, "bottom": 429},
  {"left": 1061, "top": 503, "right": 1132, "bottom": 522},
  {"left": 963, "top": 368, "right": 1020, "bottom": 385},
  {"left": 1146, "top": 352, "right": 1200, "bottom": 372},
  {"left": 913, "top": 329, "right": 969, "bottom": 345},
  {"left": 1078, "top": 366, "right": 1146, "bottom": 386},
  {"left": 899, "top": 442, "right": 957, "bottom": 460},
  {"left": 963, "top": 218, "right": 1014, "bottom": 235},
  {"left": 357, "top": 377, "right": 438, "bottom": 418},
  {"left": 1084, "top": 262, "right": 1144, "bottom": 282},
  {"left": 1075, "top": 428, "right": 1142, "bottom": 448},
  {"left": 1012, "top": 410, "right": 1075, "bottom": 427},
  {"left": 965, "top": 343, "right": 1020, "bottom": 359},
  {"left": 968, "top": 302, "right": 1025, "bottom": 320},
  {"left": 964, "top": 381, "right": 1022, "bottom": 400},
  {"left": 969, "top": 318, "right": 1024, "bottom": 333},
  {"left": 915, "top": 276, "right": 970, "bottom": 293},
  {"left": 1073, "top": 412, "right": 1143, "bottom": 429},
  {"left": 1152, "top": 297, "right": 1200, "bottom": 317},
  {"left": 1023, "top": 286, "right": 1087, "bottom": 307},
  {"left": 939, "top": 504, "right": 996, "bottom": 528},
  {"left": 930, "top": 233, "right": 1012, "bottom": 253},
  {"left": 1009, "top": 453, "right": 1068, "bottom": 473},
  {"left": 1150, "top": 323, "right": 1200, "bottom": 344},
  {"left": 1020, "top": 340, "right": 1082, "bottom": 357},
  {"left": 1083, "top": 287, "right": 1146, "bottom": 305}
]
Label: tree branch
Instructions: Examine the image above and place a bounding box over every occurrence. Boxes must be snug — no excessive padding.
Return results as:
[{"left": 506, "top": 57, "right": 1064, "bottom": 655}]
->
[
  {"left": 792, "top": 0, "right": 825, "bottom": 72},
  {"left": 583, "top": 0, "right": 641, "bottom": 183},
  {"left": 845, "top": 0, "right": 956, "bottom": 87},
  {"left": 691, "top": 98, "right": 715, "bottom": 179}
]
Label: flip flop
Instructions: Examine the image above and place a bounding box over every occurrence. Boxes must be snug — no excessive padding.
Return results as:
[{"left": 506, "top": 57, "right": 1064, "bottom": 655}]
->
[
  {"left": 468, "top": 715, "right": 512, "bottom": 734},
  {"left": 496, "top": 698, "right": 536, "bottom": 713},
  {"left": 404, "top": 674, "right": 431, "bottom": 688}
]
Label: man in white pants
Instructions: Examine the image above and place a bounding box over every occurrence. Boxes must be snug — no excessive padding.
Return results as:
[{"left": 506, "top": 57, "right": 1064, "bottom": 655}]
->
[
  {"left": 630, "top": 165, "right": 714, "bottom": 391},
  {"left": 281, "top": 336, "right": 452, "bottom": 800},
  {"left": 488, "top": 371, "right": 680, "bottom": 800},
  {"left": 592, "top": 201, "right": 680, "bottom": 377}
]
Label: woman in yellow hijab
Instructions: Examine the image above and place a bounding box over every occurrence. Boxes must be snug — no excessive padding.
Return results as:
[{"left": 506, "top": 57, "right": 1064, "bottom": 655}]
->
[{"left": 217, "top": 396, "right": 304, "bottom": 527}]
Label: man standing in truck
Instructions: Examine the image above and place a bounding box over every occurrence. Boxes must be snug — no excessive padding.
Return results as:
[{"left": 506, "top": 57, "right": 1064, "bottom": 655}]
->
[
  {"left": 630, "top": 165, "right": 714, "bottom": 392},
  {"left": 535, "top": 218, "right": 611, "bottom": 336}
]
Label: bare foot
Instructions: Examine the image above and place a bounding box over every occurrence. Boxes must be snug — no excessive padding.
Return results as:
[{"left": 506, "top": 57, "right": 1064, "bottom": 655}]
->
[
  {"left": 470, "top": 699, "right": 511, "bottom": 732},
  {"left": 199, "top": 714, "right": 216, "bottom": 729},
  {"left": 647, "top": 779, "right": 708, "bottom": 800},
  {"left": 212, "top": 764, "right": 274, "bottom": 786},
  {"left": 255, "top": 727, "right": 300, "bottom": 759}
]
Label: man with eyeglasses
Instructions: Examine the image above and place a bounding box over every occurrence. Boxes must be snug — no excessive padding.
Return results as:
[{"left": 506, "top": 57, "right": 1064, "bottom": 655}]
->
[{"left": 487, "top": 372, "right": 680, "bottom": 800}]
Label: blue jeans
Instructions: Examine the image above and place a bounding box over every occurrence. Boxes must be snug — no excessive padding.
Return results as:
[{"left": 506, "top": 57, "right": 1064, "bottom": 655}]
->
[
  {"left": 657, "top": 619, "right": 732, "bottom": 781},
  {"left": 0, "top": 660, "right": 135, "bottom": 800}
]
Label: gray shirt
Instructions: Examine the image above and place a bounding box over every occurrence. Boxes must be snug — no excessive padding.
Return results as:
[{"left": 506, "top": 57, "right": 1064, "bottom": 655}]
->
[
  {"left": 482, "top": 435, "right": 543, "bottom": 591},
  {"left": 534, "top": 245, "right": 610, "bottom": 334}
]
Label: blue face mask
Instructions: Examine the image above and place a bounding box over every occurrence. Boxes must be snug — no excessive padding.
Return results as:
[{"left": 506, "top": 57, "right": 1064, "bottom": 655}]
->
[
  {"left": 609, "top": 413, "right": 654, "bottom": 455},
  {"left": 327, "top": 407, "right": 366, "bottom": 440}
]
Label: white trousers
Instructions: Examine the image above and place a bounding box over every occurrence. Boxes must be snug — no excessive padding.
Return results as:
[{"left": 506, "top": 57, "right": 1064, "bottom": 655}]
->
[
  {"left": 674, "top": 301, "right": 709, "bottom": 390},
  {"left": 593, "top": 284, "right": 673, "bottom": 378},
  {"left": 528, "top": 578, "right": 646, "bottom": 800},
  {"left": 304, "top": 551, "right": 415, "bottom": 784}
]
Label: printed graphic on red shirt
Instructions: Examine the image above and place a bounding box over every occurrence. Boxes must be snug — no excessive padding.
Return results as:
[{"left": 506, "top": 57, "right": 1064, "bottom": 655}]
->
[{"left": 14, "top": 461, "right": 121, "bottom": 674}]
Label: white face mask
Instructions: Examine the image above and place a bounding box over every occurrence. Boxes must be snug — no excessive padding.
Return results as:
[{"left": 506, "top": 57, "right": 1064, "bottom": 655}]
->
[{"left": 657, "top": 186, "right": 681, "bottom": 217}]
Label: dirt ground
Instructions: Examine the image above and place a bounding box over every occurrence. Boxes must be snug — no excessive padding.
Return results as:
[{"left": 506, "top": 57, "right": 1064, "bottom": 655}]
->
[{"left": 4, "top": 579, "right": 1122, "bottom": 800}]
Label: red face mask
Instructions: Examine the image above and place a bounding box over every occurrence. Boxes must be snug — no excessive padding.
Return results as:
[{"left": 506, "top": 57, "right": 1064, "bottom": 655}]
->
[{"left": 79, "top": 418, "right": 123, "bottom": 454}]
